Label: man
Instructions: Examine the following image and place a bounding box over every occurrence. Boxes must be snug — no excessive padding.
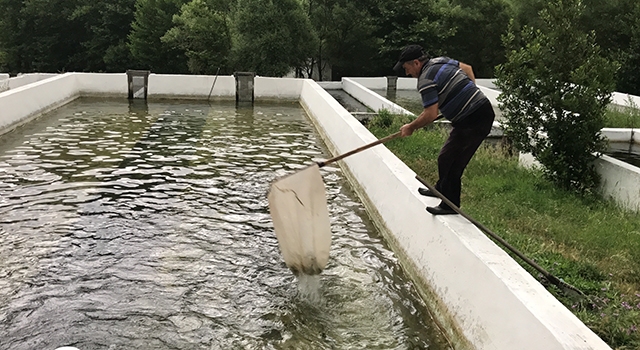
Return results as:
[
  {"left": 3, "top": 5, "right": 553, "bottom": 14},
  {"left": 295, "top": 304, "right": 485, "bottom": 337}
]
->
[{"left": 394, "top": 44, "right": 495, "bottom": 215}]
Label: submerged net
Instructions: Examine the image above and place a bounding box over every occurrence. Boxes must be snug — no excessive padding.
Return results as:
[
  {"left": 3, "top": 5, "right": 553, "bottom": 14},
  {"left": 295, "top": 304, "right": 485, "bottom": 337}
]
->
[{"left": 268, "top": 164, "right": 332, "bottom": 276}]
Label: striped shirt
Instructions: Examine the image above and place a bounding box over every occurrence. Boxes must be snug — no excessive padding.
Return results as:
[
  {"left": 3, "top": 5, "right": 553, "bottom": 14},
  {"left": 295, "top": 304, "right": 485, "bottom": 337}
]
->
[{"left": 418, "top": 57, "right": 487, "bottom": 124}]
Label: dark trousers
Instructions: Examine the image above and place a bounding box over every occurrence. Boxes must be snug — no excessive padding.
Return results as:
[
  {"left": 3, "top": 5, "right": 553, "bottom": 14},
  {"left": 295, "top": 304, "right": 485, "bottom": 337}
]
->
[{"left": 435, "top": 101, "right": 495, "bottom": 209}]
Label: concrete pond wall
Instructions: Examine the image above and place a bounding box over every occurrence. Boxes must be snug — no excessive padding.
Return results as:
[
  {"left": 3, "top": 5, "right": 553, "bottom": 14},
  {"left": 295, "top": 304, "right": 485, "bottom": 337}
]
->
[{"left": 0, "top": 73, "right": 613, "bottom": 349}]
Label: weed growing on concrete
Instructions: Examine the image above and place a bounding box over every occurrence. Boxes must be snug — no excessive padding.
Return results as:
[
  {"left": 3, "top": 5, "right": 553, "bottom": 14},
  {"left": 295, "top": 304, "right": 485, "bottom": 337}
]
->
[{"left": 605, "top": 98, "right": 640, "bottom": 128}]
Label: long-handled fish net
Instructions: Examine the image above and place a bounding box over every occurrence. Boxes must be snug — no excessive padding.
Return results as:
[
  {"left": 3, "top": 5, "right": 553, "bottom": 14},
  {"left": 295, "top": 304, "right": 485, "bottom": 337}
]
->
[{"left": 267, "top": 132, "right": 400, "bottom": 276}]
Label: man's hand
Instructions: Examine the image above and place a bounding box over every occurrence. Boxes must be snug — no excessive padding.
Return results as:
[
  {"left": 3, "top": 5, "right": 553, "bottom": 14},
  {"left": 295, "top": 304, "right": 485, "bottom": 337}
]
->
[
  {"left": 400, "top": 123, "right": 414, "bottom": 137},
  {"left": 400, "top": 104, "right": 439, "bottom": 137}
]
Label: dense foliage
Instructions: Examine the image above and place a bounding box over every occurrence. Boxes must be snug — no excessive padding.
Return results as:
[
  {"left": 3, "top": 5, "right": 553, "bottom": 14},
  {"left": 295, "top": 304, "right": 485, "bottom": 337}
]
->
[
  {"left": 1, "top": 0, "right": 636, "bottom": 93},
  {"left": 496, "top": 0, "right": 618, "bottom": 192},
  {"left": 231, "top": 0, "right": 317, "bottom": 77},
  {"left": 161, "top": 0, "right": 231, "bottom": 74},
  {"left": 0, "top": 0, "right": 511, "bottom": 79}
]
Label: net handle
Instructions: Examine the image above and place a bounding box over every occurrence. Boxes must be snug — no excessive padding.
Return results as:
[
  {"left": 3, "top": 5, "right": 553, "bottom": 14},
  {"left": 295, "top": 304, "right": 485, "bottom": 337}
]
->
[{"left": 316, "top": 132, "right": 402, "bottom": 168}]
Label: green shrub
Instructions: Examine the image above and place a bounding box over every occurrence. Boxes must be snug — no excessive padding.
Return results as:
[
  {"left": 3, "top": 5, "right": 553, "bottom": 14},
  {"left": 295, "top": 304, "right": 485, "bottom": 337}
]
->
[
  {"left": 495, "top": 0, "right": 619, "bottom": 193},
  {"left": 368, "top": 109, "right": 395, "bottom": 129}
]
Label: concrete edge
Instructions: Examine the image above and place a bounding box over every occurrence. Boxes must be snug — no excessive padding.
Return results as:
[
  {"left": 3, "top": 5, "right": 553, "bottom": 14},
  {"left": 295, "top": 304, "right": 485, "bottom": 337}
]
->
[
  {"left": 342, "top": 78, "right": 413, "bottom": 116},
  {"left": 602, "top": 128, "right": 634, "bottom": 143},
  {"left": 316, "top": 81, "right": 342, "bottom": 90},
  {"left": 255, "top": 77, "right": 304, "bottom": 100},
  {"left": 148, "top": 74, "right": 236, "bottom": 98},
  {"left": 0, "top": 73, "right": 80, "bottom": 136},
  {"left": 398, "top": 77, "right": 417, "bottom": 90},
  {"left": 611, "top": 91, "right": 640, "bottom": 109},
  {"left": 343, "top": 77, "right": 387, "bottom": 90},
  {"left": 8, "top": 73, "right": 59, "bottom": 90},
  {"left": 595, "top": 154, "right": 640, "bottom": 212}
]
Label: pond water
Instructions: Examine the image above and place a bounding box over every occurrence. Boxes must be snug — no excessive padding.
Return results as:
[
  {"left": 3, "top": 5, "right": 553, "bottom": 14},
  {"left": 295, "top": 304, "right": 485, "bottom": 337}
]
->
[
  {"left": 607, "top": 142, "right": 640, "bottom": 167},
  {"left": 371, "top": 89, "right": 423, "bottom": 116},
  {"left": 326, "top": 90, "right": 371, "bottom": 114},
  {"left": 0, "top": 98, "right": 451, "bottom": 350}
]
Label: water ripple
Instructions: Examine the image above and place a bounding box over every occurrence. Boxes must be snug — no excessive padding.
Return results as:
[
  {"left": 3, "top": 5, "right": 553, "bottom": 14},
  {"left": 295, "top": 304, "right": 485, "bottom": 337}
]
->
[{"left": 0, "top": 98, "right": 450, "bottom": 350}]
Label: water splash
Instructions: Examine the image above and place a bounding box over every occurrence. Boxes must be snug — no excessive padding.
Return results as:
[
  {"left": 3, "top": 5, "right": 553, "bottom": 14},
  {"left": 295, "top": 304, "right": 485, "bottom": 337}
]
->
[{"left": 296, "top": 273, "right": 322, "bottom": 304}]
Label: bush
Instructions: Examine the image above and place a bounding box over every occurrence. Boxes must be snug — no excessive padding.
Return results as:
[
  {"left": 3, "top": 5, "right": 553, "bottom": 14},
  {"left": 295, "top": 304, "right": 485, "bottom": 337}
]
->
[
  {"left": 495, "top": 0, "right": 618, "bottom": 193},
  {"left": 368, "top": 109, "right": 395, "bottom": 129}
]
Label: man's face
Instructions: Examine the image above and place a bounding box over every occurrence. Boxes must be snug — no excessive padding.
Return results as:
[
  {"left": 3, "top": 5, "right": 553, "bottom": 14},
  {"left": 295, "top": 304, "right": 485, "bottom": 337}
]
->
[{"left": 402, "top": 59, "right": 421, "bottom": 78}]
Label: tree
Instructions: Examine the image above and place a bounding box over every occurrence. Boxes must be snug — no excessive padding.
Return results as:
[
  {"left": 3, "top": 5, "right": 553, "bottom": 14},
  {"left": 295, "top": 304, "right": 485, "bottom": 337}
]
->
[
  {"left": 0, "top": 0, "right": 87, "bottom": 72},
  {"left": 305, "top": 0, "right": 381, "bottom": 79},
  {"left": 508, "top": 0, "right": 546, "bottom": 30},
  {"left": 162, "top": 0, "right": 232, "bottom": 74},
  {"left": 71, "top": 0, "right": 138, "bottom": 72},
  {"left": 510, "top": 0, "right": 640, "bottom": 95},
  {"left": 230, "top": 0, "right": 317, "bottom": 77},
  {"left": 0, "top": 0, "right": 22, "bottom": 72},
  {"left": 615, "top": 1, "right": 640, "bottom": 95},
  {"left": 495, "top": 0, "right": 618, "bottom": 192},
  {"left": 375, "top": 0, "right": 455, "bottom": 76},
  {"left": 616, "top": 2, "right": 640, "bottom": 95},
  {"left": 443, "top": 0, "right": 511, "bottom": 78},
  {"left": 128, "top": 0, "right": 189, "bottom": 73}
]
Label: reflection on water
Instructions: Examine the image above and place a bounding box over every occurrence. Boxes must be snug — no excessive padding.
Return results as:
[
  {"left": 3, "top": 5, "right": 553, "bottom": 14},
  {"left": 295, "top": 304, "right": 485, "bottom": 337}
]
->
[
  {"left": 0, "top": 98, "right": 450, "bottom": 350},
  {"left": 372, "top": 89, "right": 423, "bottom": 116},
  {"left": 607, "top": 142, "right": 640, "bottom": 167},
  {"left": 326, "top": 90, "right": 371, "bottom": 114}
]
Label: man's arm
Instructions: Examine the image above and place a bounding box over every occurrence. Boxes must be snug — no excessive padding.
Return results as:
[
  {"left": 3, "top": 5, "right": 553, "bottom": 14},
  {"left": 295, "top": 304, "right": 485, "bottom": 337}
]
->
[
  {"left": 459, "top": 62, "right": 475, "bottom": 83},
  {"left": 400, "top": 103, "right": 439, "bottom": 137}
]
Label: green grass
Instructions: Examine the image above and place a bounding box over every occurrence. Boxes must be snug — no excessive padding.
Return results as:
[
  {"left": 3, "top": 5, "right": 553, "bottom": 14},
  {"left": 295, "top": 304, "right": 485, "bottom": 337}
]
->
[
  {"left": 605, "top": 106, "right": 640, "bottom": 128},
  {"left": 368, "top": 111, "right": 640, "bottom": 349}
]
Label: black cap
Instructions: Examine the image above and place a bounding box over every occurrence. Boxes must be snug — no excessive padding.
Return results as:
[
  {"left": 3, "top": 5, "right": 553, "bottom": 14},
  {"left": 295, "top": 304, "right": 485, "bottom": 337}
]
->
[{"left": 393, "top": 45, "right": 426, "bottom": 74}]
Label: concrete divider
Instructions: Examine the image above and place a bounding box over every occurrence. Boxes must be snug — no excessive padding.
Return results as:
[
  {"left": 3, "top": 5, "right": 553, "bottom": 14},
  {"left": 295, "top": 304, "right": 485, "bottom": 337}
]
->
[
  {"left": 602, "top": 128, "right": 634, "bottom": 143},
  {"left": 397, "top": 77, "right": 417, "bottom": 90},
  {"left": 0, "top": 73, "right": 78, "bottom": 136},
  {"left": 345, "top": 77, "right": 387, "bottom": 90},
  {"left": 343, "top": 78, "right": 413, "bottom": 115},
  {"left": 300, "top": 78, "right": 611, "bottom": 350},
  {"left": 316, "top": 81, "right": 342, "bottom": 90},
  {"left": 148, "top": 74, "right": 235, "bottom": 99},
  {"left": 76, "top": 73, "right": 127, "bottom": 97},
  {"left": 611, "top": 91, "right": 640, "bottom": 109},
  {"left": 8, "top": 73, "right": 58, "bottom": 90},
  {"left": 596, "top": 155, "right": 640, "bottom": 212},
  {"left": 255, "top": 77, "right": 304, "bottom": 100},
  {"left": 0, "top": 75, "right": 8, "bottom": 93},
  {"left": 476, "top": 78, "right": 498, "bottom": 90}
]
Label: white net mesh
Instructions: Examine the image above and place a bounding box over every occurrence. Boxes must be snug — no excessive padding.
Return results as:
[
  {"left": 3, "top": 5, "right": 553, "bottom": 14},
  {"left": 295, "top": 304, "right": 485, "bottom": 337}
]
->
[{"left": 268, "top": 165, "right": 332, "bottom": 275}]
